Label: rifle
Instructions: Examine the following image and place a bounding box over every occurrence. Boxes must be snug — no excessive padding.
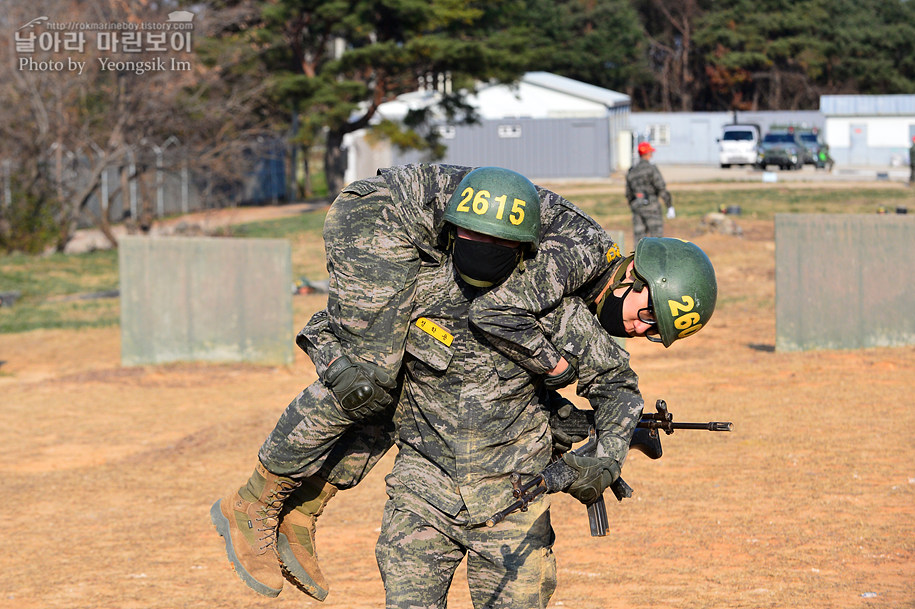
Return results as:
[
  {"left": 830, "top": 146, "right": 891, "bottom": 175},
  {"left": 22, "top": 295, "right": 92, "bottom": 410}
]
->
[
  {"left": 552, "top": 398, "right": 732, "bottom": 460},
  {"left": 485, "top": 399, "right": 732, "bottom": 536}
]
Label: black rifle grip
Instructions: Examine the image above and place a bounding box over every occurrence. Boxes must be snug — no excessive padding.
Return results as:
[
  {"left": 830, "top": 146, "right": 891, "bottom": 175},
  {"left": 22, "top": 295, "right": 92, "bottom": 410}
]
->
[{"left": 610, "top": 476, "right": 633, "bottom": 501}]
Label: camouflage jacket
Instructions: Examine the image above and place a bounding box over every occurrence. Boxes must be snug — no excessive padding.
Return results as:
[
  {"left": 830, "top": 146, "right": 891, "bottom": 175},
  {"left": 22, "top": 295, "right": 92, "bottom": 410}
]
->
[
  {"left": 299, "top": 258, "right": 642, "bottom": 524},
  {"left": 625, "top": 159, "right": 672, "bottom": 209},
  {"left": 303, "top": 164, "right": 620, "bottom": 377}
]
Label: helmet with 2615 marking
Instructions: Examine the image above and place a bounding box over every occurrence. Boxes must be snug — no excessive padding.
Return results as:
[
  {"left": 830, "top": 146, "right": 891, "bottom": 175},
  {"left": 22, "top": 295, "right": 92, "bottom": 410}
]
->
[
  {"left": 443, "top": 166, "right": 541, "bottom": 252},
  {"left": 634, "top": 237, "right": 717, "bottom": 347}
]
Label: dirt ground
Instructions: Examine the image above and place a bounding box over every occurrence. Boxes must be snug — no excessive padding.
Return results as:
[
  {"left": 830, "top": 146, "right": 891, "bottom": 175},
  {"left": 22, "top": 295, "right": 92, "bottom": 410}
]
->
[{"left": 2, "top": 173, "right": 913, "bottom": 609}]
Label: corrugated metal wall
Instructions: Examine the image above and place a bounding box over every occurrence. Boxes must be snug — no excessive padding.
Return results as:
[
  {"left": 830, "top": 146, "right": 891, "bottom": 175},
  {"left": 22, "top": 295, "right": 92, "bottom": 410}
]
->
[
  {"left": 607, "top": 105, "right": 629, "bottom": 172},
  {"left": 119, "top": 236, "right": 293, "bottom": 366},
  {"left": 392, "top": 116, "right": 614, "bottom": 179},
  {"left": 821, "top": 95, "right": 915, "bottom": 116},
  {"left": 630, "top": 111, "right": 824, "bottom": 165},
  {"left": 775, "top": 214, "right": 915, "bottom": 352}
]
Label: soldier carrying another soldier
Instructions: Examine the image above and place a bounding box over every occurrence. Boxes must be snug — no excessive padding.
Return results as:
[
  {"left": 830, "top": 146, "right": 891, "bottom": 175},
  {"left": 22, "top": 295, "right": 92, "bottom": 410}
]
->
[{"left": 209, "top": 165, "right": 717, "bottom": 605}]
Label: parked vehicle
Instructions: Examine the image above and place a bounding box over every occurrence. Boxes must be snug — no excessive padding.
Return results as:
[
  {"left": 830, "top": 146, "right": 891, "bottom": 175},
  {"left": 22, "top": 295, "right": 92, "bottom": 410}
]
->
[
  {"left": 718, "top": 124, "right": 760, "bottom": 168},
  {"left": 797, "top": 128, "right": 833, "bottom": 169},
  {"left": 756, "top": 130, "right": 807, "bottom": 170}
]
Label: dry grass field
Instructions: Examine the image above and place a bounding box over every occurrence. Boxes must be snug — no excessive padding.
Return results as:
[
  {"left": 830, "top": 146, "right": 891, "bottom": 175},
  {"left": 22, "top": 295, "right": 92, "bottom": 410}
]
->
[{"left": 1, "top": 171, "right": 913, "bottom": 608}]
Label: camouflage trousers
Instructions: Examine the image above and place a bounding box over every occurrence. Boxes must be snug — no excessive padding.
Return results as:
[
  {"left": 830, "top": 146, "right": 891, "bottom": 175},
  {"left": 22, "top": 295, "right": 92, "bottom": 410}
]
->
[
  {"left": 629, "top": 200, "right": 664, "bottom": 243},
  {"left": 259, "top": 180, "right": 416, "bottom": 480},
  {"left": 257, "top": 376, "right": 397, "bottom": 485},
  {"left": 322, "top": 178, "right": 421, "bottom": 376},
  {"left": 376, "top": 473, "right": 557, "bottom": 609}
]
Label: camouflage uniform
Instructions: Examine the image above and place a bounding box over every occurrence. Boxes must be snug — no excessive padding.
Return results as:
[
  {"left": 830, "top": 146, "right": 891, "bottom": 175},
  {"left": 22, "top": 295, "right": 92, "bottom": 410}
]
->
[
  {"left": 258, "top": 164, "right": 620, "bottom": 480},
  {"left": 316, "top": 167, "right": 458, "bottom": 377},
  {"left": 306, "top": 164, "right": 617, "bottom": 379},
  {"left": 287, "top": 254, "right": 642, "bottom": 608},
  {"left": 468, "top": 186, "right": 618, "bottom": 373},
  {"left": 220, "top": 163, "right": 639, "bottom": 601},
  {"left": 625, "top": 158, "right": 672, "bottom": 243},
  {"left": 255, "top": 165, "right": 640, "bottom": 606}
]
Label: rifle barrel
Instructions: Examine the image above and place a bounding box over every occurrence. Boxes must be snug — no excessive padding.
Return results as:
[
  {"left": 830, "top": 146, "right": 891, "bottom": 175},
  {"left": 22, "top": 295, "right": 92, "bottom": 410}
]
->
[
  {"left": 671, "top": 421, "right": 733, "bottom": 431},
  {"left": 637, "top": 420, "right": 733, "bottom": 432}
]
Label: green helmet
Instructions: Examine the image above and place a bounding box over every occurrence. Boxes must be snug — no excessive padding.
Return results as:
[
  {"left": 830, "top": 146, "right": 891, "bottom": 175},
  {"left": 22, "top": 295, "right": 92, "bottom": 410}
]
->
[
  {"left": 443, "top": 167, "right": 541, "bottom": 251},
  {"left": 634, "top": 238, "right": 717, "bottom": 347}
]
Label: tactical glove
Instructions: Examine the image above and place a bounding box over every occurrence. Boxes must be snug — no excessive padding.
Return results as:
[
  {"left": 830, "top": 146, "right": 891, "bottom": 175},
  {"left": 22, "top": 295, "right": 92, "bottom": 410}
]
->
[
  {"left": 546, "top": 391, "right": 585, "bottom": 454},
  {"left": 543, "top": 359, "right": 577, "bottom": 389},
  {"left": 666, "top": 206, "right": 676, "bottom": 219},
  {"left": 560, "top": 452, "right": 621, "bottom": 505},
  {"left": 323, "top": 355, "right": 396, "bottom": 420}
]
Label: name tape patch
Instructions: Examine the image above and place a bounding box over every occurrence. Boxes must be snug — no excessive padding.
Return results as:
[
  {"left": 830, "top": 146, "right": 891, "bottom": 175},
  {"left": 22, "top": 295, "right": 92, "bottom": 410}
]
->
[
  {"left": 606, "top": 243, "right": 622, "bottom": 263},
  {"left": 415, "top": 317, "right": 454, "bottom": 346}
]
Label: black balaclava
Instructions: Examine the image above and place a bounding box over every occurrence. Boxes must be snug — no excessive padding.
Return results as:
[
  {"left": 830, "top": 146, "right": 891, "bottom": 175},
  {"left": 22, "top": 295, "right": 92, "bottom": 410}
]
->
[
  {"left": 597, "top": 285, "right": 632, "bottom": 337},
  {"left": 452, "top": 237, "right": 520, "bottom": 288}
]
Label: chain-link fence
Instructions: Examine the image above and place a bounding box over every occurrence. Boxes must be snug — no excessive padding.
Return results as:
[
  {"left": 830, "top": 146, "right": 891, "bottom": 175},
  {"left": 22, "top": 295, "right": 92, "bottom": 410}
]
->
[{"left": 0, "top": 135, "right": 287, "bottom": 229}]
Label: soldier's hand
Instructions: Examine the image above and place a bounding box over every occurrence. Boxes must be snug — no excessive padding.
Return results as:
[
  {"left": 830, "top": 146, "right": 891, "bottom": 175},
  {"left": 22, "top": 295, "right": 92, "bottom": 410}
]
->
[
  {"left": 544, "top": 358, "right": 577, "bottom": 389},
  {"left": 560, "top": 452, "right": 621, "bottom": 505},
  {"left": 666, "top": 206, "right": 676, "bottom": 219},
  {"left": 547, "top": 391, "right": 578, "bottom": 453},
  {"left": 323, "top": 355, "right": 397, "bottom": 420}
]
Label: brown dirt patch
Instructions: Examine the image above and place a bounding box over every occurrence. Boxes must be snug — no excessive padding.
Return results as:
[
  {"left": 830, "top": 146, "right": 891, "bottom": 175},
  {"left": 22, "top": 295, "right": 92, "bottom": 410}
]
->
[{"left": 1, "top": 195, "right": 912, "bottom": 609}]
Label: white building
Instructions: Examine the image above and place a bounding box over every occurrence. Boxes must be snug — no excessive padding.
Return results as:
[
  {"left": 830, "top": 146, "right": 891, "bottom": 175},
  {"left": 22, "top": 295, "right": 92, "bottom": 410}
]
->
[
  {"left": 820, "top": 95, "right": 915, "bottom": 166},
  {"left": 346, "top": 82, "right": 915, "bottom": 181},
  {"left": 345, "top": 72, "right": 631, "bottom": 183}
]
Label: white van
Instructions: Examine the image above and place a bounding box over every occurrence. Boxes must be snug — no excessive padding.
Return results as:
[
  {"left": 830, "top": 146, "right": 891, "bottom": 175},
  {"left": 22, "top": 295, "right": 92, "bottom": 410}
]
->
[{"left": 718, "top": 124, "right": 760, "bottom": 168}]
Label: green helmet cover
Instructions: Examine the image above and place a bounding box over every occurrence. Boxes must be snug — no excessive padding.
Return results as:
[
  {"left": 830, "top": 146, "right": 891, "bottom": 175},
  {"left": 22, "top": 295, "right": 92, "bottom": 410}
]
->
[
  {"left": 634, "top": 238, "right": 717, "bottom": 347},
  {"left": 443, "top": 167, "right": 541, "bottom": 251}
]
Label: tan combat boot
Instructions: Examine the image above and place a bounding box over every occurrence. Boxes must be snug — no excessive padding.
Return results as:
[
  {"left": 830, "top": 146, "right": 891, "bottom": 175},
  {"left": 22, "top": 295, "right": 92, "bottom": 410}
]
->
[
  {"left": 276, "top": 475, "right": 339, "bottom": 601},
  {"left": 210, "top": 462, "right": 300, "bottom": 597}
]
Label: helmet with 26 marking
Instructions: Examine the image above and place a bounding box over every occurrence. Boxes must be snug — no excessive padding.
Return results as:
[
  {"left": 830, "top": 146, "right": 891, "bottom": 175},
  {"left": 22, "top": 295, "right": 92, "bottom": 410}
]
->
[
  {"left": 443, "top": 167, "right": 541, "bottom": 252},
  {"left": 634, "top": 237, "right": 717, "bottom": 347}
]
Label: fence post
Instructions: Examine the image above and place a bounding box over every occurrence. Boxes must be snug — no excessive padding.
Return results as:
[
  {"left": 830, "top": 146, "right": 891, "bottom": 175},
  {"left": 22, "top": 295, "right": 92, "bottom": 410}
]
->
[
  {"left": 1, "top": 160, "right": 10, "bottom": 212},
  {"left": 127, "top": 147, "right": 138, "bottom": 221},
  {"left": 181, "top": 160, "right": 189, "bottom": 215}
]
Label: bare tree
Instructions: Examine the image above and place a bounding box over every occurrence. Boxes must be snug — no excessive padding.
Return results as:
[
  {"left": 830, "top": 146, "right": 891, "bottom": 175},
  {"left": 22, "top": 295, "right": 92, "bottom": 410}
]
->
[
  {"left": 0, "top": 0, "right": 273, "bottom": 251},
  {"left": 643, "top": 0, "right": 703, "bottom": 111}
]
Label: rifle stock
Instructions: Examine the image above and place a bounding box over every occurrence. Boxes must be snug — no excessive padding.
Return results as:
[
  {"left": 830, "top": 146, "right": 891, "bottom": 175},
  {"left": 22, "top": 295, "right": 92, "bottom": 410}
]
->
[{"left": 485, "top": 429, "right": 630, "bottom": 536}]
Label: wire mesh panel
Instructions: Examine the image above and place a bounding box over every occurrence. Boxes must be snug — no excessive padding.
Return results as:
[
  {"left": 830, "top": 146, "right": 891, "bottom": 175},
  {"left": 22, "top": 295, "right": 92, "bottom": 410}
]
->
[
  {"left": 775, "top": 213, "right": 915, "bottom": 351},
  {"left": 119, "top": 236, "right": 293, "bottom": 366}
]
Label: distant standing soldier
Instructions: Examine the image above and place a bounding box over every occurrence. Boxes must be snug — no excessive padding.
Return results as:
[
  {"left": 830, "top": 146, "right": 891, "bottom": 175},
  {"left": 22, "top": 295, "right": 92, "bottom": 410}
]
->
[
  {"left": 626, "top": 141, "right": 674, "bottom": 243},
  {"left": 909, "top": 135, "right": 915, "bottom": 185}
]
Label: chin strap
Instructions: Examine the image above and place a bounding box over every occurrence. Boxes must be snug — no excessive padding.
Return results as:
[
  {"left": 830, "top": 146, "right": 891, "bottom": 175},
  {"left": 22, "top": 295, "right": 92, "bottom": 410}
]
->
[
  {"left": 596, "top": 254, "right": 636, "bottom": 317},
  {"left": 630, "top": 274, "right": 647, "bottom": 293},
  {"left": 457, "top": 272, "right": 495, "bottom": 288}
]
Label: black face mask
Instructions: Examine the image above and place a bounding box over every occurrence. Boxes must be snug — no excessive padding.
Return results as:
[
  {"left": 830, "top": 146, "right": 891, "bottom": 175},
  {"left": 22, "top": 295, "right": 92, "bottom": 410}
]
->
[
  {"left": 452, "top": 237, "right": 520, "bottom": 287},
  {"left": 597, "top": 285, "right": 632, "bottom": 337}
]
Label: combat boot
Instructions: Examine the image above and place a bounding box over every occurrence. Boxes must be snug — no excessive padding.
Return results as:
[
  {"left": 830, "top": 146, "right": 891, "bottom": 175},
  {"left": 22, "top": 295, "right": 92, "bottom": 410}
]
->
[
  {"left": 210, "top": 461, "right": 300, "bottom": 597},
  {"left": 276, "top": 475, "right": 339, "bottom": 601}
]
